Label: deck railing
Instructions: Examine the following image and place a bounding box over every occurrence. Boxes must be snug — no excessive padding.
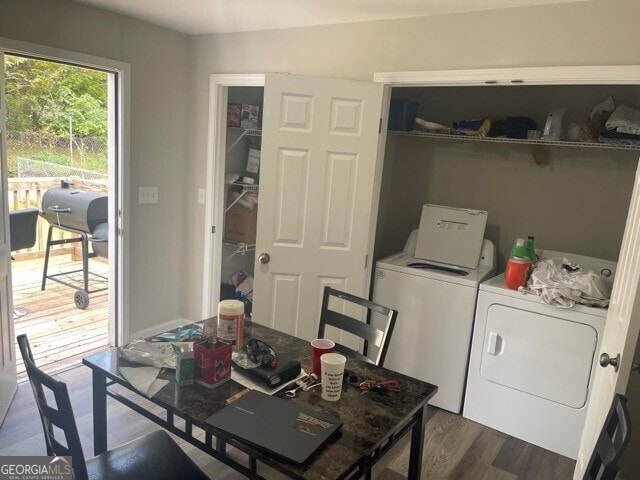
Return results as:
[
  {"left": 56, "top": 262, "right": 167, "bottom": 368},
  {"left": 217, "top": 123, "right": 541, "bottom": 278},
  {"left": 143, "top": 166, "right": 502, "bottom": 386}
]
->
[{"left": 8, "top": 177, "right": 108, "bottom": 260}]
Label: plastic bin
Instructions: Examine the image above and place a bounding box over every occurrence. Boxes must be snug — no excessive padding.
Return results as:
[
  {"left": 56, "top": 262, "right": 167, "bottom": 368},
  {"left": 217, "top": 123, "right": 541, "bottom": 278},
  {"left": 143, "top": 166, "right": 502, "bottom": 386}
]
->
[{"left": 388, "top": 100, "right": 418, "bottom": 131}]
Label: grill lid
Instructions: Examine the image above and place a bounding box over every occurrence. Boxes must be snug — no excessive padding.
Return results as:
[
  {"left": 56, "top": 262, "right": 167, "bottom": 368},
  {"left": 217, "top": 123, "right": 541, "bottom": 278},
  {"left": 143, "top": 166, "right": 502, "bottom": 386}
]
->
[{"left": 41, "top": 188, "right": 108, "bottom": 234}]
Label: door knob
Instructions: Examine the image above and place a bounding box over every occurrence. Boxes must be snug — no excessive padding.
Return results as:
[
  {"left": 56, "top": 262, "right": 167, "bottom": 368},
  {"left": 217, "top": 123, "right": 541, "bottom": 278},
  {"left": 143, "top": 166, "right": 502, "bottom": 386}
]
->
[
  {"left": 599, "top": 353, "right": 621, "bottom": 372},
  {"left": 258, "top": 253, "right": 270, "bottom": 264}
]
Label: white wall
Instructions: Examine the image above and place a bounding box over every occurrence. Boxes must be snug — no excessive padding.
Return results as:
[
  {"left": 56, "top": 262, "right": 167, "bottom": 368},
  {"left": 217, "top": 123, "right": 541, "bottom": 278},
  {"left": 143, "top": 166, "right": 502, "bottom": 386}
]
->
[{"left": 0, "top": 0, "right": 191, "bottom": 336}]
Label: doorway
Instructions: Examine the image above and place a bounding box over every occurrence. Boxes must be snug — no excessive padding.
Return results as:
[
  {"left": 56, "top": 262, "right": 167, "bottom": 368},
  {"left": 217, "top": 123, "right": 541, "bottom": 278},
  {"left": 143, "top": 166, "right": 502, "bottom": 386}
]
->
[{"left": 3, "top": 52, "right": 123, "bottom": 378}]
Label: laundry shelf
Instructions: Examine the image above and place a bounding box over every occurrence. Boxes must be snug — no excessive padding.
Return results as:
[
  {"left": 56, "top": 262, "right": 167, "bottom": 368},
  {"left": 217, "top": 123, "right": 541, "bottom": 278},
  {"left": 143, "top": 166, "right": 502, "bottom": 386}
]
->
[
  {"left": 226, "top": 181, "right": 259, "bottom": 193},
  {"left": 388, "top": 130, "right": 640, "bottom": 151},
  {"left": 226, "top": 127, "right": 262, "bottom": 153}
]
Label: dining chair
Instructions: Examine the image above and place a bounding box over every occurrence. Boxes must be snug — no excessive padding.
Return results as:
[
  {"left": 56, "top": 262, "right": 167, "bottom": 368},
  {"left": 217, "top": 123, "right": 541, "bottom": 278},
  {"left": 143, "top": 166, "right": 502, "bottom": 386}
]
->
[
  {"left": 317, "top": 286, "right": 398, "bottom": 367},
  {"left": 9, "top": 208, "right": 39, "bottom": 318},
  {"left": 17, "top": 334, "right": 210, "bottom": 480},
  {"left": 583, "top": 393, "right": 632, "bottom": 480}
]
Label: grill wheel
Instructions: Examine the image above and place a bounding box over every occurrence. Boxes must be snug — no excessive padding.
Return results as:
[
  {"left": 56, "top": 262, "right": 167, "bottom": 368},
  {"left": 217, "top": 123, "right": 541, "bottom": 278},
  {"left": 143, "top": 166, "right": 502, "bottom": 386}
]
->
[{"left": 74, "top": 290, "right": 90, "bottom": 310}]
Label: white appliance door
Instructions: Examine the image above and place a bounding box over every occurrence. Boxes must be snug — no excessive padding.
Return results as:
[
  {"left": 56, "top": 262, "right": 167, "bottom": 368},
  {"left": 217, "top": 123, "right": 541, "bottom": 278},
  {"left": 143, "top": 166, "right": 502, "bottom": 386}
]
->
[
  {"left": 481, "top": 304, "right": 597, "bottom": 409},
  {"left": 372, "top": 266, "right": 477, "bottom": 413},
  {"left": 253, "top": 73, "right": 385, "bottom": 342}
]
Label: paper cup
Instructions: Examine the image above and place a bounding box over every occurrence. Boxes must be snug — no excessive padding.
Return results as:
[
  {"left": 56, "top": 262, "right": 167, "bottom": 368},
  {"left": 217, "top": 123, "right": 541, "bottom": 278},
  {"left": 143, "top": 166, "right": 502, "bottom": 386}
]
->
[
  {"left": 311, "top": 339, "right": 335, "bottom": 375},
  {"left": 320, "top": 353, "right": 346, "bottom": 401}
]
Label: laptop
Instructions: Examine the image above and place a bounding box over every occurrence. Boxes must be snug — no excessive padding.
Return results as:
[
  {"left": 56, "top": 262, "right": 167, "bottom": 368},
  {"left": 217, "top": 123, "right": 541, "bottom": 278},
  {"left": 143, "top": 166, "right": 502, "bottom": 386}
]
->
[{"left": 206, "top": 390, "right": 342, "bottom": 465}]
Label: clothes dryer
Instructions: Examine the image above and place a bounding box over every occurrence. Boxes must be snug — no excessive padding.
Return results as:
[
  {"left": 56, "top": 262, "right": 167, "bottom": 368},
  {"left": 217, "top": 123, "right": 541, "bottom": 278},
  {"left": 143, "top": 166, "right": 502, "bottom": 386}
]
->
[{"left": 463, "top": 250, "right": 616, "bottom": 459}]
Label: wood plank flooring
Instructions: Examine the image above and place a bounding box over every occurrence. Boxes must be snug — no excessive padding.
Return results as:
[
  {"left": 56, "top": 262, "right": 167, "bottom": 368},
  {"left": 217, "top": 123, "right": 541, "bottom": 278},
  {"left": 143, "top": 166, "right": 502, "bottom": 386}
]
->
[
  {"left": 12, "top": 254, "right": 109, "bottom": 377},
  {"left": 0, "top": 365, "right": 575, "bottom": 479}
]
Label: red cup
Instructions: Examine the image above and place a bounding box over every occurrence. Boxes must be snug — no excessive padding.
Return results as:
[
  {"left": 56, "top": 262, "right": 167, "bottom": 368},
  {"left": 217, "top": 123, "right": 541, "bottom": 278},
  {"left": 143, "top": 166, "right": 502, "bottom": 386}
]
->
[
  {"left": 505, "top": 256, "right": 533, "bottom": 290},
  {"left": 311, "top": 339, "right": 335, "bottom": 375}
]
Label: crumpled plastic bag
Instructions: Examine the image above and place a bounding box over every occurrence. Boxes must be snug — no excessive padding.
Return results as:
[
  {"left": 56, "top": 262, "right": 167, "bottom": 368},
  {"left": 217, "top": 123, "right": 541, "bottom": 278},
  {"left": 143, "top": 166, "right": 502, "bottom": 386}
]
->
[{"left": 118, "top": 339, "right": 193, "bottom": 369}]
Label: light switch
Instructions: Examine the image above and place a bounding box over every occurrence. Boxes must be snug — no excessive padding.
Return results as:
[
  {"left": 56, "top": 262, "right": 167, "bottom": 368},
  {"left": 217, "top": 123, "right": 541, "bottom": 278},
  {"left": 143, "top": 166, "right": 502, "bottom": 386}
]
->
[
  {"left": 198, "top": 188, "right": 206, "bottom": 205},
  {"left": 139, "top": 187, "right": 158, "bottom": 204}
]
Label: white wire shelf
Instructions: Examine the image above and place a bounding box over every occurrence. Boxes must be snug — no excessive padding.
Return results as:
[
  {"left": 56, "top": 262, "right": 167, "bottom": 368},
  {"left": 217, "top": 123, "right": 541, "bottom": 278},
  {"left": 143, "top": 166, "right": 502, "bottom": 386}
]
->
[
  {"left": 227, "top": 127, "right": 262, "bottom": 136},
  {"left": 222, "top": 241, "right": 256, "bottom": 261},
  {"left": 225, "top": 181, "right": 259, "bottom": 193},
  {"left": 226, "top": 127, "right": 262, "bottom": 153},
  {"left": 388, "top": 130, "right": 640, "bottom": 151}
]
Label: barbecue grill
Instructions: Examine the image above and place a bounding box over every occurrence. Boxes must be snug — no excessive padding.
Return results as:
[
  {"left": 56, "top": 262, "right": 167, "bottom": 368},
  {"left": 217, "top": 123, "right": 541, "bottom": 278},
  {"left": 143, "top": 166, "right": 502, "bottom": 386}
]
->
[{"left": 41, "top": 184, "right": 108, "bottom": 309}]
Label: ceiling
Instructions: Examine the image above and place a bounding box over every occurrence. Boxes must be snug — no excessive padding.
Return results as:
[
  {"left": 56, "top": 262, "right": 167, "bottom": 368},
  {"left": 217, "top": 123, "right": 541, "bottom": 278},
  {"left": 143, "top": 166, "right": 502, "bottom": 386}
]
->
[{"left": 72, "top": 0, "right": 586, "bottom": 35}]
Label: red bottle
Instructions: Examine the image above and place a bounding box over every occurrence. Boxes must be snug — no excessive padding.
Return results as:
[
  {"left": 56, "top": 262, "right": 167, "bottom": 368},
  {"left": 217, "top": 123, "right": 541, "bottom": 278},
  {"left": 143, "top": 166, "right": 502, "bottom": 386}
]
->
[{"left": 505, "top": 256, "right": 533, "bottom": 290}]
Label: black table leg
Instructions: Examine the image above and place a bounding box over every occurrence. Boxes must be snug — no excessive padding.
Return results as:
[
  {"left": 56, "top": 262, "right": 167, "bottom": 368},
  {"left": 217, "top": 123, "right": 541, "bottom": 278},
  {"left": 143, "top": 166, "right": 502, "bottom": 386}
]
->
[
  {"left": 407, "top": 404, "right": 426, "bottom": 480},
  {"left": 92, "top": 369, "right": 108, "bottom": 455}
]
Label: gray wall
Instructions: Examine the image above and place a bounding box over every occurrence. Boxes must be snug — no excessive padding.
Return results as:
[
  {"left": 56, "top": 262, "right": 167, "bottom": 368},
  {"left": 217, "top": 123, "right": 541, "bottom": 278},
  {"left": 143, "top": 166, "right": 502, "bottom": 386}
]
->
[
  {"left": 375, "top": 85, "right": 639, "bottom": 269},
  {"left": 0, "top": 0, "right": 191, "bottom": 335}
]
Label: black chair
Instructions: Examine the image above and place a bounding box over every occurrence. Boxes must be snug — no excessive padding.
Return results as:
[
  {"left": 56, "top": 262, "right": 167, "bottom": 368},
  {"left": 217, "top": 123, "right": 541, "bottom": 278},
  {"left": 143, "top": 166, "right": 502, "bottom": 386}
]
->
[
  {"left": 17, "top": 334, "right": 209, "bottom": 480},
  {"left": 317, "top": 287, "right": 398, "bottom": 367},
  {"left": 584, "top": 393, "right": 632, "bottom": 480},
  {"left": 9, "top": 208, "right": 39, "bottom": 318}
]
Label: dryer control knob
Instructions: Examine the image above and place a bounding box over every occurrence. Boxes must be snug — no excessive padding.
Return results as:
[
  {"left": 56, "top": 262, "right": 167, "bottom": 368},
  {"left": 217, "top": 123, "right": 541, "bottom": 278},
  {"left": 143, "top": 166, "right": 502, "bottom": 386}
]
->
[{"left": 601, "top": 268, "right": 612, "bottom": 277}]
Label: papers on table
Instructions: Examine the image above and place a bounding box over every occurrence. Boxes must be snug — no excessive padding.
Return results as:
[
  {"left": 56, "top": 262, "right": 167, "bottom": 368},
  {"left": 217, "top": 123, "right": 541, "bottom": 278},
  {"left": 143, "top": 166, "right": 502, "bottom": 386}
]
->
[{"left": 119, "top": 366, "right": 168, "bottom": 398}]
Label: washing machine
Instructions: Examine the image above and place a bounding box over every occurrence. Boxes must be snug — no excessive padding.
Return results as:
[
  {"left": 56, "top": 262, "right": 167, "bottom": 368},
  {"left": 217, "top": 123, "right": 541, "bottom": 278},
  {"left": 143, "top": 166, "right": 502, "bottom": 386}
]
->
[
  {"left": 372, "top": 204, "right": 497, "bottom": 414},
  {"left": 463, "top": 250, "right": 617, "bottom": 459}
]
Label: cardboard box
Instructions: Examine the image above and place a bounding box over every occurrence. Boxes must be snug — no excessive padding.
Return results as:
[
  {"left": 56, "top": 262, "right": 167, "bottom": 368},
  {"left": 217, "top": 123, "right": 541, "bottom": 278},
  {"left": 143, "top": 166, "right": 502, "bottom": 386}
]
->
[
  {"left": 194, "top": 339, "right": 232, "bottom": 388},
  {"left": 224, "top": 198, "right": 258, "bottom": 244}
]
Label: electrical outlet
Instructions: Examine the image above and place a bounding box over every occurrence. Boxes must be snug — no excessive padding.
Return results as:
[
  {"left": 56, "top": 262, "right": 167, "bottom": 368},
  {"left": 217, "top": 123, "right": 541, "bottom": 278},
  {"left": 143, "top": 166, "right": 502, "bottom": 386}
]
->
[
  {"left": 138, "top": 187, "right": 158, "bottom": 204},
  {"left": 198, "top": 188, "right": 206, "bottom": 205}
]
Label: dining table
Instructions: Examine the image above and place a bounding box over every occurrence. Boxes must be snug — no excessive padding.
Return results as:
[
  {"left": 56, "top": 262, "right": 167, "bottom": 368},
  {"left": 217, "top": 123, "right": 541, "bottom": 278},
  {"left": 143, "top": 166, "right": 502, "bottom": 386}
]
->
[{"left": 82, "top": 318, "right": 437, "bottom": 479}]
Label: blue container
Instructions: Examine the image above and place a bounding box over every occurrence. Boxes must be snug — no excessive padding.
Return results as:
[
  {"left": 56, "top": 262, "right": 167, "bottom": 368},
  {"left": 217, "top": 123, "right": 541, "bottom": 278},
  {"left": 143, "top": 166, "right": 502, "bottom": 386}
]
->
[{"left": 388, "top": 100, "right": 418, "bottom": 131}]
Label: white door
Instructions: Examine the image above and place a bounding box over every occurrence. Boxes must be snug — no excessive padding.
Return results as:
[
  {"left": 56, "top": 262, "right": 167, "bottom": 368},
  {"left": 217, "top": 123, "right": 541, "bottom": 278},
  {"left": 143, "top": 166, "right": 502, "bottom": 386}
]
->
[
  {"left": 0, "top": 49, "right": 17, "bottom": 425},
  {"left": 574, "top": 159, "right": 640, "bottom": 478},
  {"left": 253, "top": 73, "right": 385, "bottom": 341}
]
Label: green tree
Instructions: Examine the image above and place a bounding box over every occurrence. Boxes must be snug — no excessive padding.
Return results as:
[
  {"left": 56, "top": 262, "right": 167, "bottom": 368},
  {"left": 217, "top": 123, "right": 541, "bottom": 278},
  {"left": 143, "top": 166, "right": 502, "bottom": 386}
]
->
[{"left": 5, "top": 55, "right": 107, "bottom": 139}]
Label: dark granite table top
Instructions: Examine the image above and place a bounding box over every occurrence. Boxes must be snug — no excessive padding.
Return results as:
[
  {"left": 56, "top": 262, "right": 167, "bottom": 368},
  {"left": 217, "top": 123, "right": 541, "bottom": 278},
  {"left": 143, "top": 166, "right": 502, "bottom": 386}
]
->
[{"left": 83, "top": 318, "right": 437, "bottom": 480}]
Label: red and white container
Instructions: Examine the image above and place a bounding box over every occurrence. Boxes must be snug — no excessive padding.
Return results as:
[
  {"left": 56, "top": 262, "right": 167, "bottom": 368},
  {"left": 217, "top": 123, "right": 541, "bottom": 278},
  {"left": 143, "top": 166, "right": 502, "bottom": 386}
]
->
[
  {"left": 194, "top": 339, "right": 232, "bottom": 388},
  {"left": 505, "top": 256, "right": 533, "bottom": 290}
]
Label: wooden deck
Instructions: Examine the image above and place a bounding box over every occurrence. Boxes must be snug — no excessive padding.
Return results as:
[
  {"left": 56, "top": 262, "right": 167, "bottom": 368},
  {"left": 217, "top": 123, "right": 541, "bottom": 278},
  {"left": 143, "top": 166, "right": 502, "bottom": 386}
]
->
[{"left": 12, "top": 253, "right": 110, "bottom": 378}]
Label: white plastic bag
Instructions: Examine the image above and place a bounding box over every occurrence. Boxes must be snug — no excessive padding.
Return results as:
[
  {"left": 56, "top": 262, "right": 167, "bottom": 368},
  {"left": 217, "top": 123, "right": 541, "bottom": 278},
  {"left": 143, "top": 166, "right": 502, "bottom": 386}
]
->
[{"left": 118, "top": 339, "right": 193, "bottom": 368}]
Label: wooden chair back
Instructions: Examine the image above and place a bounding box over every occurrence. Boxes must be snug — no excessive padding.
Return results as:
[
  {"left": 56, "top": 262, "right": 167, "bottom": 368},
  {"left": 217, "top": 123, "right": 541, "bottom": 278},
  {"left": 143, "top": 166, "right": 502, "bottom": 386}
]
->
[{"left": 318, "top": 287, "right": 397, "bottom": 366}]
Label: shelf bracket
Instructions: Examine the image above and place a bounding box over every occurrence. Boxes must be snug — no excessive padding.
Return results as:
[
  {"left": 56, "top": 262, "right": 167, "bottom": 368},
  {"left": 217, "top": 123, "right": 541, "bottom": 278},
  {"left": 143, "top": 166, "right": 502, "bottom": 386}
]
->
[
  {"left": 226, "top": 129, "right": 249, "bottom": 153},
  {"left": 225, "top": 190, "right": 249, "bottom": 213},
  {"left": 225, "top": 243, "right": 256, "bottom": 262}
]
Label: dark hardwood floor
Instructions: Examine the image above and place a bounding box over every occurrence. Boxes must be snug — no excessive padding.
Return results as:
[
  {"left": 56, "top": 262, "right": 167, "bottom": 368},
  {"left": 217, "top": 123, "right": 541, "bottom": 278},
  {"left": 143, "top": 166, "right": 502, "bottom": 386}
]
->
[{"left": 0, "top": 364, "right": 575, "bottom": 479}]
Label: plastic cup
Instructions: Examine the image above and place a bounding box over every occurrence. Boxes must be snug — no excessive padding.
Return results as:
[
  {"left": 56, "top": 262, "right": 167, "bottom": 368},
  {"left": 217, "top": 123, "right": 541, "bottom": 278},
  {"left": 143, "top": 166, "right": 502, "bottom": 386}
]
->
[
  {"left": 320, "top": 353, "right": 346, "bottom": 401},
  {"left": 311, "top": 339, "right": 335, "bottom": 375}
]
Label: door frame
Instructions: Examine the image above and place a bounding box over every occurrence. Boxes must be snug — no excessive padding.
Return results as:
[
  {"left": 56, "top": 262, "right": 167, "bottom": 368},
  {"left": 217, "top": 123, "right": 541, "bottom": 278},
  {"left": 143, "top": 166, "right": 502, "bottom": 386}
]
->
[
  {"left": 201, "top": 74, "right": 265, "bottom": 318},
  {"left": 0, "top": 36, "right": 130, "bottom": 345}
]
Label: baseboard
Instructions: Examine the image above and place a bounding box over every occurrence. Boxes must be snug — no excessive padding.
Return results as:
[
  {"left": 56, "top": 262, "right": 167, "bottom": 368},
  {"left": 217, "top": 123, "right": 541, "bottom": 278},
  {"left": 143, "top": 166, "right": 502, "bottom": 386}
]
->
[{"left": 128, "top": 317, "right": 190, "bottom": 341}]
